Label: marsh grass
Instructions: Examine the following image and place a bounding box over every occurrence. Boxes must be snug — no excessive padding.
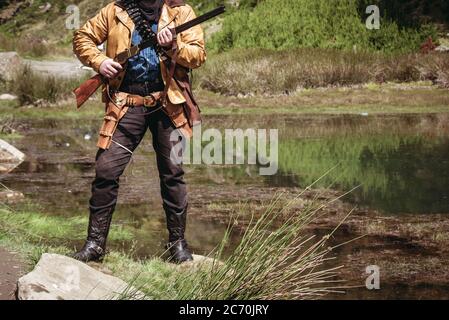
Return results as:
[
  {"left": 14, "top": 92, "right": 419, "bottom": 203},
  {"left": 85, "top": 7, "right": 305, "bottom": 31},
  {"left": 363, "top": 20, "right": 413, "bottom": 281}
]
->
[
  {"left": 0, "top": 204, "right": 133, "bottom": 246},
  {"left": 175, "top": 200, "right": 344, "bottom": 300},
  {"left": 0, "top": 201, "right": 135, "bottom": 272},
  {"left": 3, "top": 48, "right": 448, "bottom": 107},
  {"left": 196, "top": 49, "right": 449, "bottom": 95},
  {"left": 0, "top": 33, "right": 49, "bottom": 57},
  {"left": 115, "top": 184, "right": 354, "bottom": 300},
  {"left": 8, "top": 64, "right": 88, "bottom": 106}
]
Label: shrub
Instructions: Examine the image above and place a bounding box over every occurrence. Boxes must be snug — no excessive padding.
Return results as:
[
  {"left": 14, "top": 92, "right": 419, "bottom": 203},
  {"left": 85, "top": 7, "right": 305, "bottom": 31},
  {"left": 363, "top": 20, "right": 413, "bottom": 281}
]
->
[
  {"left": 209, "top": 0, "right": 439, "bottom": 54},
  {"left": 9, "top": 64, "right": 85, "bottom": 106},
  {"left": 417, "top": 53, "right": 449, "bottom": 88}
]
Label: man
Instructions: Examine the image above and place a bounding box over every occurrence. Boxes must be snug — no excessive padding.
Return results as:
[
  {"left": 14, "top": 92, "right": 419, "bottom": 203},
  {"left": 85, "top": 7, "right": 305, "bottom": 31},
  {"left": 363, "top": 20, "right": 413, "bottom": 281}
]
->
[{"left": 72, "top": 0, "right": 205, "bottom": 264}]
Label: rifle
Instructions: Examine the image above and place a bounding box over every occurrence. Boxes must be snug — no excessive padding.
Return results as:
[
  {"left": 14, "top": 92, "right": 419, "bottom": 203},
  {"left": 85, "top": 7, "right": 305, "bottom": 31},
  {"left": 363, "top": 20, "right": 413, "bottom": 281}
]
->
[{"left": 74, "top": 5, "right": 226, "bottom": 109}]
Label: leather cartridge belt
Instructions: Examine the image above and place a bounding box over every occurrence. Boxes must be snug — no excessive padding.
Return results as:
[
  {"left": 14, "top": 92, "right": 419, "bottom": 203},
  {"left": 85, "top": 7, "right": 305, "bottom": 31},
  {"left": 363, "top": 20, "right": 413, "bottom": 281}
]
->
[{"left": 114, "top": 91, "right": 164, "bottom": 108}]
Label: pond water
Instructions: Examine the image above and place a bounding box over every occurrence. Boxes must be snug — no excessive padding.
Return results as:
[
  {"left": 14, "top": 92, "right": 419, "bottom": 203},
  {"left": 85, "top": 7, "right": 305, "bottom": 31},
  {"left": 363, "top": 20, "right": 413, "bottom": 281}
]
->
[
  {"left": 271, "top": 114, "right": 449, "bottom": 214},
  {"left": 2, "top": 112, "right": 449, "bottom": 299}
]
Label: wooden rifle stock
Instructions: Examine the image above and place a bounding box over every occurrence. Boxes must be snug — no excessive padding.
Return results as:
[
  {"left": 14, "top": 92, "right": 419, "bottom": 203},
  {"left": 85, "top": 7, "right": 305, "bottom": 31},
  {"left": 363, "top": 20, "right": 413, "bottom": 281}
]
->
[
  {"left": 73, "top": 5, "right": 226, "bottom": 109},
  {"left": 73, "top": 74, "right": 103, "bottom": 109}
]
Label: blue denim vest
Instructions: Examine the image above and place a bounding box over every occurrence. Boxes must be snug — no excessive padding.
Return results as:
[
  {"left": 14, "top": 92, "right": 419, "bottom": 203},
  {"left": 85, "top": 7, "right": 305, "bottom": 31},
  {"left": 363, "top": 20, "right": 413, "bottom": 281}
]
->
[{"left": 122, "top": 23, "right": 163, "bottom": 86}]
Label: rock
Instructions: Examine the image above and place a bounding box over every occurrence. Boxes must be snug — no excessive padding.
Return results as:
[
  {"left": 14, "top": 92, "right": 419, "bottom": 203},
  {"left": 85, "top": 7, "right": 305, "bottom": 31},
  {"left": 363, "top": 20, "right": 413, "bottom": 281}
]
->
[
  {"left": 436, "top": 45, "right": 449, "bottom": 52},
  {"left": 191, "top": 254, "right": 219, "bottom": 265},
  {"left": 17, "top": 254, "right": 144, "bottom": 300},
  {"left": 0, "top": 190, "right": 24, "bottom": 203},
  {"left": 86, "top": 262, "right": 114, "bottom": 276},
  {"left": 0, "top": 52, "right": 22, "bottom": 81},
  {"left": 0, "top": 139, "right": 25, "bottom": 174},
  {"left": 175, "top": 254, "right": 224, "bottom": 272},
  {"left": 24, "top": 59, "right": 94, "bottom": 79},
  {"left": 0, "top": 94, "right": 17, "bottom": 101}
]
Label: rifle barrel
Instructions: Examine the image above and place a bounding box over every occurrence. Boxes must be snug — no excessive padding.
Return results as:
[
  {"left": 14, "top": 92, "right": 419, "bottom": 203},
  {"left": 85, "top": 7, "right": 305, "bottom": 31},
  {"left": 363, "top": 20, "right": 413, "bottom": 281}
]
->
[{"left": 175, "top": 5, "right": 226, "bottom": 34}]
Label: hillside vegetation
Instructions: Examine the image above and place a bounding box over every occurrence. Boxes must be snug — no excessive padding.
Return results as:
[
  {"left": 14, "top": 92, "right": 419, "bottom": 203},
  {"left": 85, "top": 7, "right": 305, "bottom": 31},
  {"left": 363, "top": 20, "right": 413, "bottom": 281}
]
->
[
  {"left": 210, "top": 0, "right": 443, "bottom": 53},
  {"left": 0, "top": 0, "right": 112, "bottom": 56},
  {"left": 0, "top": 0, "right": 447, "bottom": 56}
]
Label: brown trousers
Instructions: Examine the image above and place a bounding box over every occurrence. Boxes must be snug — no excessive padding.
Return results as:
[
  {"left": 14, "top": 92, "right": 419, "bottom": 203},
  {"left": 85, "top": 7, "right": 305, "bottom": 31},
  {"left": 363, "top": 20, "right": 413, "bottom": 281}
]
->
[{"left": 90, "top": 105, "right": 188, "bottom": 242}]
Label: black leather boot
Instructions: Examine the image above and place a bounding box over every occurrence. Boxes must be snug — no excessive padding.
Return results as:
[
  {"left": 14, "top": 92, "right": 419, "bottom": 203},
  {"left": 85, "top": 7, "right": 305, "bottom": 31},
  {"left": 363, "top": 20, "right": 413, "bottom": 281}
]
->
[
  {"left": 73, "top": 205, "right": 114, "bottom": 263},
  {"left": 166, "top": 207, "right": 193, "bottom": 264},
  {"left": 166, "top": 239, "right": 193, "bottom": 264}
]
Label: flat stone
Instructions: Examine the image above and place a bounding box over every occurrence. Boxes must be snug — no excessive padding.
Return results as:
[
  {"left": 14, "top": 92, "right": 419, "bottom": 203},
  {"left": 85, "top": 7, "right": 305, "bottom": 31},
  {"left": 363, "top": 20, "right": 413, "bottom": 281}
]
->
[
  {"left": 0, "top": 139, "right": 25, "bottom": 174},
  {"left": 191, "top": 254, "right": 220, "bottom": 265},
  {"left": 174, "top": 254, "right": 223, "bottom": 272},
  {"left": 0, "top": 94, "right": 17, "bottom": 101},
  {"left": 436, "top": 45, "right": 449, "bottom": 52},
  {"left": 17, "top": 254, "right": 144, "bottom": 300},
  {"left": 0, "top": 191, "right": 24, "bottom": 202},
  {"left": 24, "top": 58, "right": 94, "bottom": 79}
]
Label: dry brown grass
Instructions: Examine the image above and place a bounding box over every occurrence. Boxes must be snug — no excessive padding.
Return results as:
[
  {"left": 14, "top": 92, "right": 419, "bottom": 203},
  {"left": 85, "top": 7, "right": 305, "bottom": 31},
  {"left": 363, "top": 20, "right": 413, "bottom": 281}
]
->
[
  {"left": 196, "top": 48, "right": 449, "bottom": 95},
  {"left": 0, "top": 33, "right": 49, "bottom": 57},
  {"left": 8, "top": 64, "right": 86, "bottom": 106},
  {"left": 196, "top": 82, "right": 449, "bottom": 114}
]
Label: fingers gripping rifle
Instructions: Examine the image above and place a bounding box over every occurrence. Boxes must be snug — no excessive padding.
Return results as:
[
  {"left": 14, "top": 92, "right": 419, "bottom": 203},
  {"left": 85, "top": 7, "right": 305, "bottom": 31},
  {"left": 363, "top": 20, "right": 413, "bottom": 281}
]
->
[{"left": 73, "top": 5, "right": 226, "bottom": 109}]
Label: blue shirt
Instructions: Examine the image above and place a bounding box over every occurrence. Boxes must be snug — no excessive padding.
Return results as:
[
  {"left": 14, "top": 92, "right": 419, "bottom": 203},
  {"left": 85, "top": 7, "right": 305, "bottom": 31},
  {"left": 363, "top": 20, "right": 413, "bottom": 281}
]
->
[{"left": 122, "top": 23, "right": 162, "bottom": 84}]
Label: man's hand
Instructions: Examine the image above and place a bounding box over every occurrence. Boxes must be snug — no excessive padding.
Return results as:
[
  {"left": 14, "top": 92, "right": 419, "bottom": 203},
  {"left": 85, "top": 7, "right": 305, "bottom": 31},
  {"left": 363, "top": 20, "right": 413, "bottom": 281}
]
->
[
  {"left": 157, "top": 27, "right": 175, "bottom": 47},
  {"left": 99, "top": 58, "right": 123, "bottom": 79}
]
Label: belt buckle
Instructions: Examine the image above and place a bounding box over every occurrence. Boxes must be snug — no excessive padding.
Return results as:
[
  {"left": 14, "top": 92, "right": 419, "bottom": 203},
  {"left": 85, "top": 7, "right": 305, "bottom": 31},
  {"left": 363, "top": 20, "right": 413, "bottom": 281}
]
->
[{"left": 143, "top": 94, "right": 157, "bottom": 108}]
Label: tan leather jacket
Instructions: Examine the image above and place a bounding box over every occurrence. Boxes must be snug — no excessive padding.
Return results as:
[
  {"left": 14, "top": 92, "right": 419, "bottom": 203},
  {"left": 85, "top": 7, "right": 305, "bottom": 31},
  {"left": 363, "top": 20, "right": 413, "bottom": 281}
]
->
[{"left": 73, "top": 0, "right": 206, "bottom": 149}]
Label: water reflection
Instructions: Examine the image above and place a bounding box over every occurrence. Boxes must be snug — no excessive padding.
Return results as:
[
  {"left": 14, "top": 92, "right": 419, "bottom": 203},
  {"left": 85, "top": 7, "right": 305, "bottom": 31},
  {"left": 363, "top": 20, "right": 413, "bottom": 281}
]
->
[
  {"left": 272, "top": 114, "right": 449, "bottom": 214},
  {"left": 4, "top": 113, "right": 449, "bottom": 216},
  {"left": 1, "top": 113, "right": 448, "bottom": 299}
]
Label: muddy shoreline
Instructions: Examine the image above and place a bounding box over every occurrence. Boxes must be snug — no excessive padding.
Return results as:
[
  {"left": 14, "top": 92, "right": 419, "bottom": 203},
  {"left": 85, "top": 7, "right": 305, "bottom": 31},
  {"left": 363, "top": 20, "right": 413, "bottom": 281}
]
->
[{"left": 0, "top": 247, "right": 23, "bottom": 300}]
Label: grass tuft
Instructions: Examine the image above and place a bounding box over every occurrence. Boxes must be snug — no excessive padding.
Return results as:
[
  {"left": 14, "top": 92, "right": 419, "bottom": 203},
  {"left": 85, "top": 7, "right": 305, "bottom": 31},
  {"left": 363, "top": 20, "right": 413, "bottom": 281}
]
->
[{"left": 115, "top": 191, "right": 349, "bottom": 300}]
